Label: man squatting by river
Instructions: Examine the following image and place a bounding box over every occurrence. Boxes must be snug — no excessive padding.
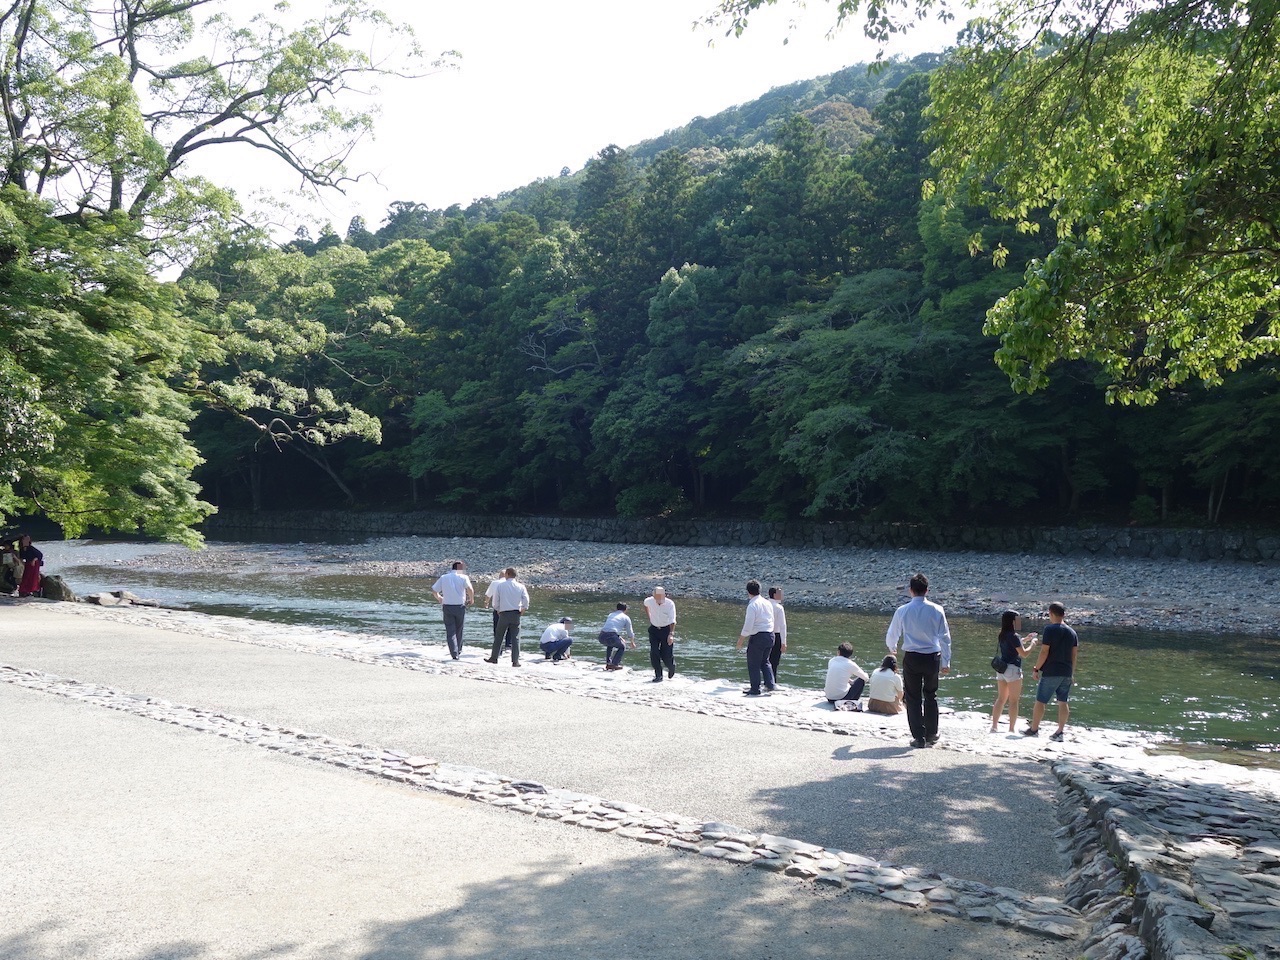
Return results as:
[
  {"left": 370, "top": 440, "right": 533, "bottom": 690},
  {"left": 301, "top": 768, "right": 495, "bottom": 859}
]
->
[
  {"left": 485, "top": 567, "right": 529, "bottom": 666},
  {"left": 643, "top": 587, "right": 677, "bottom": 682},
  {"left": 432, "top": 561, "right": 474, "bottom": 660},
  {"left": 736, "top": 579, "right": 777, "bottom": 696},
  {"left": 885, "top": 573, "right": 952, "bottom": 748}
]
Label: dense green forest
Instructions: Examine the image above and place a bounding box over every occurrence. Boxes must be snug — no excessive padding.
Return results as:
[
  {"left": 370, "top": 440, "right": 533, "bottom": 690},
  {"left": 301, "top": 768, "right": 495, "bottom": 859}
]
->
[{"left": 186, "top": 55, "right": 1278, "bottom": 527}]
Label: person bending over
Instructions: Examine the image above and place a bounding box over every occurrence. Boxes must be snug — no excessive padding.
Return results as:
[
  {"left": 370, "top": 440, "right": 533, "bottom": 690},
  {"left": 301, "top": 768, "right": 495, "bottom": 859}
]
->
[{"left": 539, "top": 617, "right": 574, "bottom": 662}]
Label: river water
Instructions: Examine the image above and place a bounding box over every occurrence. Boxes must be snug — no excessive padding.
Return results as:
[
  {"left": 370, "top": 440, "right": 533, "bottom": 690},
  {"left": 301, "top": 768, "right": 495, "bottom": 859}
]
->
[{"left": 42, "top": 538, "right": 1280, "bottom": 753}]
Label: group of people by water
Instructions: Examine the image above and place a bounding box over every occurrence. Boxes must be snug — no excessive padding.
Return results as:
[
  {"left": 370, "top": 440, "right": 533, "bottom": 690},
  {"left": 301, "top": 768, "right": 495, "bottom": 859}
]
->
[
  {"left": 430, "top": 563, "right": 1081, "bottom": 746},
  {"left": 1, "top": 535, "right": 43, "bottom": 597}
]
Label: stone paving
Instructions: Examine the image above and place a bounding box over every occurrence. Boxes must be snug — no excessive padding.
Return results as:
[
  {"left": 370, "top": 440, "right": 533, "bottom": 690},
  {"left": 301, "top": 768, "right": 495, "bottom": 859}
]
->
[
  {"left": 0, "top": 661, "right": 1086, "bottom": 942},
  {"left": 9, "top": 599, "right": 1280, "bottom": 960}
]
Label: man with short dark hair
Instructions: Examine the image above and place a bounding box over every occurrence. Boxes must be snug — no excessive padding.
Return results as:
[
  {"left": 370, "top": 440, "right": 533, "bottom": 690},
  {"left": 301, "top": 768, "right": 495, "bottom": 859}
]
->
[
  {"left": 885, "top": 573, "right": 952, "bottom": 748},
  {"left": 1026, "top": 602, "right": 1079, "bottom": 742},
  {"left": 539, "top": 617, "right": 574, "bottom": 661},
  {"left": 735, "top": 579, "right": 776, "bottom": 696},
  {"left": 824, "top": 642, "right": 869, "bottom": 708},
  {"left": 485, "top": 567, "right": 529, "bottom": 666},
  {"left": 432, "top": 560, "right": 474, "bottom": 660},
  {"left": 642, "top": 586, "right": 677, "bottom": 682}
]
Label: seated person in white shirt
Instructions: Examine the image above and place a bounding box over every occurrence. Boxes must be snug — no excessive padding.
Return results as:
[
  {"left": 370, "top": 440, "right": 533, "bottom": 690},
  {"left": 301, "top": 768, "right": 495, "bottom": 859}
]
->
[
  {"left": 867, "top": 655, "right": 906, "bottom": 715},
  {"left": 539, "top": 618, "right": 574, "bottom": 661},
  {"left": 824, "top": 642, "right": 870, "bottom": 709}
]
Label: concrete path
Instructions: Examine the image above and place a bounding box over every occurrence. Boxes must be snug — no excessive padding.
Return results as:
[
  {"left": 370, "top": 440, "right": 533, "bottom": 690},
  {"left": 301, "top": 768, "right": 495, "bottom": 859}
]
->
[{"left": 2, "top": 603, "right": 1078, "bottom": 959}]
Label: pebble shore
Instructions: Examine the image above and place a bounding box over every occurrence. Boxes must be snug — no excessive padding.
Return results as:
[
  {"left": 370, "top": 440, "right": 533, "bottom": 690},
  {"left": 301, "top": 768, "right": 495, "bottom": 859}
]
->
[{"left": 106, "top": 535, "right": 1280, "bottom": 636}]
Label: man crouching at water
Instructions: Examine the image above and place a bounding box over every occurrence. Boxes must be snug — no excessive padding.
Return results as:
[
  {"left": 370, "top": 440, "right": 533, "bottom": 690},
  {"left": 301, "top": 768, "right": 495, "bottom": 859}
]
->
[
  {"left": 885, "top": 573, "right": 952, "bottom": 748},
  {"left": 736, "top": 580, "right": 776, "bottom": 696}
]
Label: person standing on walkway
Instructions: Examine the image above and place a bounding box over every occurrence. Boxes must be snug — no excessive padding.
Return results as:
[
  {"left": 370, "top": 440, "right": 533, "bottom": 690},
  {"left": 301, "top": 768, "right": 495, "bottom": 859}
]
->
[
  {"left": 767, "top": 586, "right": 788, "bottom": 682},
  {"left": 885, "top": 573, "right": 952, "bottom": 748},
  {"left": 1025, "top": 602, "right": 1079, "bottom": 742},
  {"left": 432, "top": 561, "right": 474, "bottom": 660},
  {"left": 598, "top": 602, "right": 636, "bottom": 670},
  {"left": 642, "top": 586, "right": 677, "bottom": 682},
  {"left": 736, "top": 579, "right": 776, "bottom": 696},
  {"left": 485, "top": 567, "right": 529, "bottom": 666},
  {"left": 17, "top": 534, "right": 42, "bottom": 598}
]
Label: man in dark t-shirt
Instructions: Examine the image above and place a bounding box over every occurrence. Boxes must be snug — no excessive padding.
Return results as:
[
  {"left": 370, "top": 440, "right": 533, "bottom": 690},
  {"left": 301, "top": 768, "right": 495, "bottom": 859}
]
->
[{"left": 1024, "top": 601, "right": 1079, "bottom": 742}]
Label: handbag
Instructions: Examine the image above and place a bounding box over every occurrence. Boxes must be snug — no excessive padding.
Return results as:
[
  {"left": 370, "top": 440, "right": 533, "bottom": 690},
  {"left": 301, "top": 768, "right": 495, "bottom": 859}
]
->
[{"left": 991, "top": 655, "right": 1007, "bottom": 673}]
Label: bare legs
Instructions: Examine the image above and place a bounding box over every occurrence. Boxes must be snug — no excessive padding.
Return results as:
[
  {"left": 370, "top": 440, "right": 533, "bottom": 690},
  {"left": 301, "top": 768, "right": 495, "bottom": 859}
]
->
[{"left": 989, "top": 678, "right": 1024, "bottom": 732}]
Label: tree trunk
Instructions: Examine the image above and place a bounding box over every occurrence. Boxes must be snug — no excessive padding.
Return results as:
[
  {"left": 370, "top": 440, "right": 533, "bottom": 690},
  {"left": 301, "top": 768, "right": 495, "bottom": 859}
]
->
[{"left": 290, "top": 444, "right": 355, "bottom": 505}]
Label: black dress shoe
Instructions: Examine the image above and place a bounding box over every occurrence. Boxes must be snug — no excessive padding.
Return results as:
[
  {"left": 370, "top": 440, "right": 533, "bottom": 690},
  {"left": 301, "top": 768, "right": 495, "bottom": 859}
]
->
[
  {"left": 483, "top": 657, "right": 497, "bottom": 664},
  {"left": 909, "top": 739, "right": 926, "bottom": 748},
  {"left": 667, "top": 667, "right": 675, "bottom": 679}
]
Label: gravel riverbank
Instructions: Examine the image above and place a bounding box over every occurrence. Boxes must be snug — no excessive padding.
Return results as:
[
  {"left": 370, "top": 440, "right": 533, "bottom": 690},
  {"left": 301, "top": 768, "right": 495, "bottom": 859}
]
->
[{"left": 99, "top": 534, "right": 1280, "bottom": 637}]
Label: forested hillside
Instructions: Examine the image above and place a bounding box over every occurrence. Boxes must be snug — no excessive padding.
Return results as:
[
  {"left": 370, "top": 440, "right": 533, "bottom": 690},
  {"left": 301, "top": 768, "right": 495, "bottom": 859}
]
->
[{"left": 188, "top": 57, "right": 1279, "bottom": 528}]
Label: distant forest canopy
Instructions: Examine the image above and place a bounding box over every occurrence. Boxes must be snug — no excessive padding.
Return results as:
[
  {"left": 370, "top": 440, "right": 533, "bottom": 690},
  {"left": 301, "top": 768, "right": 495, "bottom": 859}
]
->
[{"left": 188, "top": 54, "right": 1278, "bottom": 528}]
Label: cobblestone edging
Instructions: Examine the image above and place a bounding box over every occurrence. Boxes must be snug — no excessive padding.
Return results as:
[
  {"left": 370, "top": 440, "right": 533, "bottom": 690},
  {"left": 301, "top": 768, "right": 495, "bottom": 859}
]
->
[
  {"left": 0, "top": 662, "right": 1084, "bottom": 941},
  {"left": 205, "top": 509, "right": 1280, "bottom": 563},
  {"left": 1053, "top": 760, "right": 1280, "bottom": 960}
]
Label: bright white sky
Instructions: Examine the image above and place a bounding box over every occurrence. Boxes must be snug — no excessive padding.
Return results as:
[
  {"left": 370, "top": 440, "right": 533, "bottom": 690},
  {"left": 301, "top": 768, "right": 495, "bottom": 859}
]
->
[{"left": 216, "top": 0, "right": 963, "bottom": 235}]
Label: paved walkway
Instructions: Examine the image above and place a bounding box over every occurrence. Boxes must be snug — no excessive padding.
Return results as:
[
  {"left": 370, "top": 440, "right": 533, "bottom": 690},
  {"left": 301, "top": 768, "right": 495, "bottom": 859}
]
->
[{"left": 2, "top": 603, "right": 1077, "bottom": 959}]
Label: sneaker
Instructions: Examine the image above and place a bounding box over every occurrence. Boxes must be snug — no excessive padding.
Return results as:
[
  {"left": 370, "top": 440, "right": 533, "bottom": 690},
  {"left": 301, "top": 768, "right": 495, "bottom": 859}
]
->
[
  {"left": 1048, "top": 731, "right": 1064, "bottom": 742},
  {"left": 909, "top": 739, "right": 926, "bottom": 749},
  {"left": 1022, "top": 727, "right": 1039, "bottom": 737},
  {"left": 926, "top": 736, "right": 939, "bottom": 746},
  {"left": 764, "top": 684, "right": 776, "bottom": 692}
]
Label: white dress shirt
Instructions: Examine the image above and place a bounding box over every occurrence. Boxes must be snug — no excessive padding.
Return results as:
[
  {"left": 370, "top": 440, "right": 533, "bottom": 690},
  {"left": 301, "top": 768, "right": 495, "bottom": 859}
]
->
[
  {"left": 824, "top": 655, "right": 869, "bottom": 700},
  {"left": 643, "top": 596, "right": 677, "bottom": 627},
  {"left": 432, "top": 570, "right": 473, "bottom": 605},
  {"left": 885, "top": 595, "right": 952, "bottom": 668},
  {"left": 540, "top": 623, "right": 570, "bottom": 646},
  {"left": 491, "top": 578, "right": 529, "bottom": 613},
  {"left": 771, "top": 600, "right": 787, "bottom": 643},
  {"left": 741, "top": 594, "right": 776, "bottom": 637}
]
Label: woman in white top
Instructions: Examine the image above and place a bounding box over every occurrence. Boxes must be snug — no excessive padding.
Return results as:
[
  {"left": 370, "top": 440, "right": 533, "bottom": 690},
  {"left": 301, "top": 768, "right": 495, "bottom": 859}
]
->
[{"left": 867, "top": 655, "right": 905, "bottom": 715}]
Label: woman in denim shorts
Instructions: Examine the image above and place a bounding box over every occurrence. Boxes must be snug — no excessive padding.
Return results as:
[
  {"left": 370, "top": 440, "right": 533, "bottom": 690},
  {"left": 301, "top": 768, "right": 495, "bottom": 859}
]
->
[{"left": 990, "top": 610, "right": 1038, "bottom": 733}]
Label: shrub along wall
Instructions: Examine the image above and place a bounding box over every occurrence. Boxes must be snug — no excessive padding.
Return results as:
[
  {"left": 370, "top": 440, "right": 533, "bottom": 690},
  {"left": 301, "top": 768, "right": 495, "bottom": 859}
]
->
[{"left": 202, "top": 510, "right": 1280, "bottom": 563}]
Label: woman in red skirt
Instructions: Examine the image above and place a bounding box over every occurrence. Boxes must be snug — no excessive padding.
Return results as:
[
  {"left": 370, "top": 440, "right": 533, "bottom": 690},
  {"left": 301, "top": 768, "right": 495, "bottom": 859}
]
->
[{"left": 18, "top": 534, "right": 43, "bottom": 597}]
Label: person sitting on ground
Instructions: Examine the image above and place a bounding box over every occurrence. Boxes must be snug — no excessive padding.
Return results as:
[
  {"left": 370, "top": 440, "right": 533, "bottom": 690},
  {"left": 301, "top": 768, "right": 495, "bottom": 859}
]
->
[
  {"left": 990, "top": 609, "right": 1038, "bottom": 734},
  {"left": 866, "top": 655, "right": 905, "bottom": 715},
  {"left": 824, "top": 641, "right": 869, "bottom": 709},
  {"left": 598, "top": 603, "right": 636, "bottom": 671},
  {"left": 539, "top": 617, "right": 574, "bottom": 661}
]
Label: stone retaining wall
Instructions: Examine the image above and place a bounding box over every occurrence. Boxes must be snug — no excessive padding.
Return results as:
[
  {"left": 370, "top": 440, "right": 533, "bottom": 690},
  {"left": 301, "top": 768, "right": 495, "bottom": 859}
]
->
[{"left": 203, "top": 510, "right": 1280, "bottom": 562}]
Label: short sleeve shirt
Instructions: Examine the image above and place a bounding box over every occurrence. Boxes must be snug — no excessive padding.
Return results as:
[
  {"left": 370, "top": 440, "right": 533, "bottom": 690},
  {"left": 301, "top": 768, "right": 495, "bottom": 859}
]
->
[{"left": 1039, "top": 622, "right": 1078, "bottom": 677}]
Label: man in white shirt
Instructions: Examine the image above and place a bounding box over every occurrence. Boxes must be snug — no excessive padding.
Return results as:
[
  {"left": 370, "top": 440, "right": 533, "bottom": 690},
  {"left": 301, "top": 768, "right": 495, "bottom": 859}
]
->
[
  {"left": 432, "top": 560, "right": 474, "bottom": 660},
  {"left": 824, "top": 642, "right": 869, "bottom": 707},
  {"left": 885, "top": 572, "right": 952, "bottom": 748},
  {"left": 539, "top": 617, "right": 574, "bottom": 661},
  {"left": 642, "top": 586, "right": 677, "bottom": 683},
  {"left": 767, "top": 586, "right": 788, "bottom": 681},
  {"left": 735, "top": 579, "right": 776, "bottom": 696},
  {"left": 485, "top": 567, "right": 530, "bottom": 666}
]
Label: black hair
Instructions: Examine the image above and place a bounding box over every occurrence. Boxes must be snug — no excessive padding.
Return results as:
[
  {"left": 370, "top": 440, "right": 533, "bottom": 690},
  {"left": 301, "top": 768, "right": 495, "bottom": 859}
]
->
[
  {"left": 837, "top": 642, "right": 853, "bottom": 658},
  {"left": 909, "top": 573, "right": 928, "bottom": 595},
  {"left": 880, "top": 655, "right": 898, "bottom": 672},
  {"left": 615, "top": 602, "right": 627, "bottom": 611},
  {"left": 768, "top": 586, "right": 780, "bottom": 599},
  {"left": 746, "top": 580, "right": 761, "bottom": 595},
  {"left": 1000, "top": 610, "right": 1019, "bottom": 632}
]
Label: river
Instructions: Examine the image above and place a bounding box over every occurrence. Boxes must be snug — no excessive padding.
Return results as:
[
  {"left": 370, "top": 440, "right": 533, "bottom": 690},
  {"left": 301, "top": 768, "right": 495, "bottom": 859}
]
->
[{"left": 39, "top": 537, "right": 1279, "bottom": 754}]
